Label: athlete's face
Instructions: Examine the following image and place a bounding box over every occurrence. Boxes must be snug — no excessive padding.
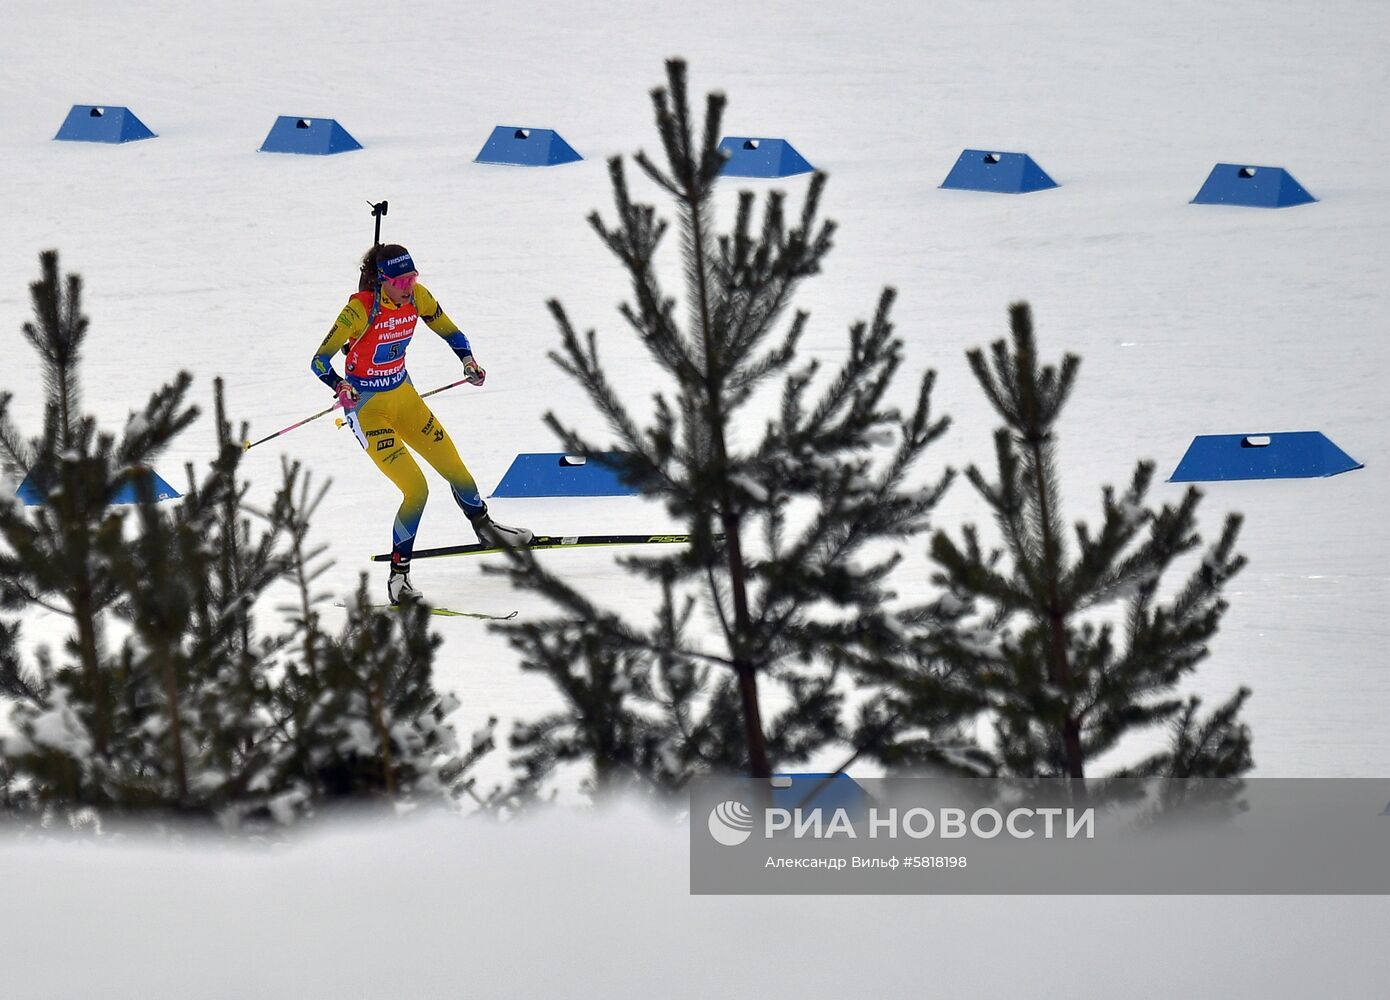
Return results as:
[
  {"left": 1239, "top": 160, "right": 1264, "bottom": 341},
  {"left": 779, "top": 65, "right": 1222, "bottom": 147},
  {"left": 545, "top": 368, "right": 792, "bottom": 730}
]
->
[{"left": 382, "top": 270, "right": 418, "bottom": 305}]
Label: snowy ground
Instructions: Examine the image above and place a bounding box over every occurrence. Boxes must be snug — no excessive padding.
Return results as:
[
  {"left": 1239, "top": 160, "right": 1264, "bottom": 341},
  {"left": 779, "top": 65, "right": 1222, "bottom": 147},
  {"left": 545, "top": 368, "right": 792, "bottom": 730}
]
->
[
  {"left": 2, "top": 806, "right": 1386, "bottom": 999},
  {"left": 1, "top": 0, "right": 1387, "bottom": 995}
]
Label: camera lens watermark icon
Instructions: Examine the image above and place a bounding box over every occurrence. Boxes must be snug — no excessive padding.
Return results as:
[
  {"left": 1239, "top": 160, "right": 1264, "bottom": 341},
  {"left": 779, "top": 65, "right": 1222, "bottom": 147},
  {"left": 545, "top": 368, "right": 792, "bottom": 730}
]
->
[{"left": 708, "top": 800, "right": 755, "bottom": 846}]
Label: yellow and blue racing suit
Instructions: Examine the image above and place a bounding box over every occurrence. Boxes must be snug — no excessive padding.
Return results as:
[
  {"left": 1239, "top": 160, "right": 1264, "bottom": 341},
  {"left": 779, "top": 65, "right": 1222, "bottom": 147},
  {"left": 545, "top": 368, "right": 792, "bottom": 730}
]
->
[{"left": 310, "top": 282, "right": 482, "bottom": 567}]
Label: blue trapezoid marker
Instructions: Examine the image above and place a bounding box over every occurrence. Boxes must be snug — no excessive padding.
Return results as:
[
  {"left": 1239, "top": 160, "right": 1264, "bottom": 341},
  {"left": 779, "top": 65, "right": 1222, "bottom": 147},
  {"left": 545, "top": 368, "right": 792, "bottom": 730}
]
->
[
  {"left": 1169, "top": 432, "right": 1362, "bottom": 482},
  {"left": 54, "top": 105, "right": 156, "bottom": 144},
  {"left": 1191, "top": 163, "right": 1315, "bottom": 208},
  {"left": 259, "top": 116, "right": 362, "bottom": 155},
  {"left": 474, "top": 126, "right": 582, "bottom": 166},
  {"left": 941, "top": 149, "right": 1058, "bottom": 193},
  {"left": 766, "top": 773, "right": 870, "bottom": 819},
  {"left": 17, "top": 467, "right": 181, "bottom": 505},
  {"left": 717, "top": 137, "right": 814, "bottom": 178},
  {"left": 491, "top": 453, "right": 639, "bottom": 498}
]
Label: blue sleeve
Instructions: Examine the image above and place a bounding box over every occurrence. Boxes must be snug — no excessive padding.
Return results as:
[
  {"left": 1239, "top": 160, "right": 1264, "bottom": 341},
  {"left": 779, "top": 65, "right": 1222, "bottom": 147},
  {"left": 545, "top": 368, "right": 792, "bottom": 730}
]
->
[
  {"left": 311, "top": 352, "right": 342, "bottom": 391},
  {"left": 444, "top": 330, "right": 474, "bottom": 362}
]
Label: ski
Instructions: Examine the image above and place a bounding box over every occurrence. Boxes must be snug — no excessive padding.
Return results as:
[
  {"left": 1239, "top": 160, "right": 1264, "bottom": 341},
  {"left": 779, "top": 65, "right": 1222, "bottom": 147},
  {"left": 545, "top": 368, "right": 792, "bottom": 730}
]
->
[
  {"left": 333, "top": 602, "right": 519, "bottom": 621},
  {"left": 369, "top": 533, "right": 699, "bottom": 563}
]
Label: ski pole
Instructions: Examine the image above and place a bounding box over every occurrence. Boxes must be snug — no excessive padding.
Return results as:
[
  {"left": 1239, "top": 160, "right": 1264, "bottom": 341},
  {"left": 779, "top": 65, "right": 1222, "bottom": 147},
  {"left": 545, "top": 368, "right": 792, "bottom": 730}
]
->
[
  {"left": 333, "top": 377, "right": 474, "bottom": 428},
  {"left": 417, "top": 375, "right": 475, "bottom": 402},
  {"left": 244, "top": 399, "right": 344, "bottom": 451}
]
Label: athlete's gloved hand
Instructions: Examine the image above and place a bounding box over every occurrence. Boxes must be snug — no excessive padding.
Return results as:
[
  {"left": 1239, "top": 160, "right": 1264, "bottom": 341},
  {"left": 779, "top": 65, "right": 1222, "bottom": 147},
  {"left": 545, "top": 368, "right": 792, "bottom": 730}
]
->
[
  {"left": 334, "top": 380, "right": 360, "bottom": 412},
  {"left": 461, "top": 356, "right": 487, "bottom": 387}
]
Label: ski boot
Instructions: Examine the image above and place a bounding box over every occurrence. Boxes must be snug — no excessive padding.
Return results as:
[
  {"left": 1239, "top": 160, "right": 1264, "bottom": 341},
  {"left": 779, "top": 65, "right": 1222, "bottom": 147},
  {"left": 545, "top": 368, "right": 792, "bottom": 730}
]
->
[
  {"left": 387, "top": 559, "right": 423, "bottom": 605},
  {"left": 468, "top": 505, "right": 534, "bottom": 548}
]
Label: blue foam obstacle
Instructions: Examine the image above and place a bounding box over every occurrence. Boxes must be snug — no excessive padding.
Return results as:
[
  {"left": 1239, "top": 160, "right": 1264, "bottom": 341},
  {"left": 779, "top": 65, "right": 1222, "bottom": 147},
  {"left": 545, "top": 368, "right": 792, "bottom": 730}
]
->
[
  {"left": 474, "top": 126, "right": 582, "bottom": 166},
  {"left": 54, "top": 105, "right": 156, "bottom": 144},
  {"left": 717, "top": 137, "right": 814, "bottom": 178},
  {"left": 1169, "top": 432, "right": 1362, "bottom": 482},
  {"left": 258, "top": 116, "right": 362, "bottom": 155},
  {"left": 491, "top": 453, "right": 639, "bottom": 498},
  {"left": 767, "top": 773, "right": 869, "bottom": 820},
  {"left": 1190, "top": 163, "right": 1316, "bottom": 208},
  {"left": 17, "top": 467, "right": 181, "bottom": 506},
  {"left": 940, "top": 149, "right": 1058, "bottom": 194}
]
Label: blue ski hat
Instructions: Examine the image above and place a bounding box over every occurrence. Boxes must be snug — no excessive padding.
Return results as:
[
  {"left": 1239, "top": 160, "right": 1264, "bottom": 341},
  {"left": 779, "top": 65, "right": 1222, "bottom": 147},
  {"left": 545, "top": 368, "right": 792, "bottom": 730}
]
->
[{"left": 379, "top": 250, "right": 416, "bottom": 278}]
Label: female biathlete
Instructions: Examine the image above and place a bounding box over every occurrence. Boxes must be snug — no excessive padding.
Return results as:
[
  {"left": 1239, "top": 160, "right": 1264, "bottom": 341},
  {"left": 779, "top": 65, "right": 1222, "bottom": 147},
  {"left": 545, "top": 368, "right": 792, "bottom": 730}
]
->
[{"left": 310, "top": 243, "right": 531, "bottom": 605}]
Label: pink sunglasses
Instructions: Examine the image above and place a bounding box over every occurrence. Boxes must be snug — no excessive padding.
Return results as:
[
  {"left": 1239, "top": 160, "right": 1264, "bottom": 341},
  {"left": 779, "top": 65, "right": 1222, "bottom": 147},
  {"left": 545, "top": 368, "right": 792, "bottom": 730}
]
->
[{"left": 384, "top": 272, "right": 418, "bottom": 297}]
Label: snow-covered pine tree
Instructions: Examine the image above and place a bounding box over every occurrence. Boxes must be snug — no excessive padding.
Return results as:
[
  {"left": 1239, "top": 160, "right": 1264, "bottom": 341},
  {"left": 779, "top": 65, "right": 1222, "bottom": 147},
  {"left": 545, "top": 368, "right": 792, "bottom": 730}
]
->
[
  {"left": 266, "top": 562, "right": 492, "bottom": 814},
  {"left": 496, "top": 60, "right": 953, "bottom": 790},
  {"left": 872, "top": 302, "right": 1253, "bottom": 796},
  {"left": 0, "top": 250, "right": 199, "bottom": 806},
  {"left": 0, "top": 252, "right": 487, "bottom": 825}
]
